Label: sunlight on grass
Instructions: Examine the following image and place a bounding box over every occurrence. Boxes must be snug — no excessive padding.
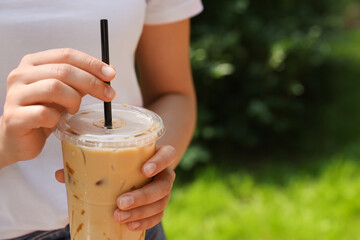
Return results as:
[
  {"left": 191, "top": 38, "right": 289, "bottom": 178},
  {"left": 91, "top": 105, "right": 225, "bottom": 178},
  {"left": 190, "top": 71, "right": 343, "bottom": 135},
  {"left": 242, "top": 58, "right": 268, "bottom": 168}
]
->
[{"left": 164, "top": 154, "right": 360, "bottom": 240}]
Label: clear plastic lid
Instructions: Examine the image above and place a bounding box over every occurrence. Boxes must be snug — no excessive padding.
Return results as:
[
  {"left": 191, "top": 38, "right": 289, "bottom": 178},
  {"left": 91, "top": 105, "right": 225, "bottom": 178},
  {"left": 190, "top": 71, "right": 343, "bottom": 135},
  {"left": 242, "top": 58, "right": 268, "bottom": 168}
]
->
[{"left": 55, "top": 103, "right": 165, "bottom": 149}]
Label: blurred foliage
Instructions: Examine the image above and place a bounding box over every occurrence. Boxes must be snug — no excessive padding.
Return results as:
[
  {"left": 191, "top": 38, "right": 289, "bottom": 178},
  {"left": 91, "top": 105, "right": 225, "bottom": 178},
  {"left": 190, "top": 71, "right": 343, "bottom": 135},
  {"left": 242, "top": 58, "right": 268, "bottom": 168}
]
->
[{"left": 181, "top": 0, "right": 360, "bottom": 169}]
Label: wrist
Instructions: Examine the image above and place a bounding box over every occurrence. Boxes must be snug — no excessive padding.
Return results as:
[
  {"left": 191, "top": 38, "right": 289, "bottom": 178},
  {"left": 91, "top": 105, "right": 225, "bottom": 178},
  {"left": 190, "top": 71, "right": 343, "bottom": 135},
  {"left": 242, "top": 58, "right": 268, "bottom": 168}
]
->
[
  {"left": 0, "top": 117, "right": 17, "bottom": 169},
  {"left": 0, "top": 145, "right": 16, "bottom": 169},
  {"left": 0, "top": 152, "right": 16, "bottom": 169}
]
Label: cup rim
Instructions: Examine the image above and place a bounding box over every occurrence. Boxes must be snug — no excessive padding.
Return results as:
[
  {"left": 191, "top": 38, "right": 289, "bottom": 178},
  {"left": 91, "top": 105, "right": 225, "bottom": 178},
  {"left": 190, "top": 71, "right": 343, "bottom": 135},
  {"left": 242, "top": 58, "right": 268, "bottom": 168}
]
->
[{"left": 54, "top": 103, "right": 165, "bottom": 149}]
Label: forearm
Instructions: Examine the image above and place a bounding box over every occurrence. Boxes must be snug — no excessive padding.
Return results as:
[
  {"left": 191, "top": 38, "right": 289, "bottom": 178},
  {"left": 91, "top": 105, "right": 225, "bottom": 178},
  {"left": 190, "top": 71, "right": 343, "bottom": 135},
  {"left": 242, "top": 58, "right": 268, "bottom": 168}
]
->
[
  {"left": 145, "top": 93, "right": 196, "bottom": 169},
  {"left": 137, "top": 20, "right": 196, "bottom": 169}
]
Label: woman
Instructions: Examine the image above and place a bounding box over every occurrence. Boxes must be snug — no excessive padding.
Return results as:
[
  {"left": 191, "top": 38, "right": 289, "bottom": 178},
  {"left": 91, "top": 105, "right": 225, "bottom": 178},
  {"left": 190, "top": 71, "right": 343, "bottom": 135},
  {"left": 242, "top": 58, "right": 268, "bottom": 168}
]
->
[{"left": 0, "top": 0, "right": 203, "bottom": 239}]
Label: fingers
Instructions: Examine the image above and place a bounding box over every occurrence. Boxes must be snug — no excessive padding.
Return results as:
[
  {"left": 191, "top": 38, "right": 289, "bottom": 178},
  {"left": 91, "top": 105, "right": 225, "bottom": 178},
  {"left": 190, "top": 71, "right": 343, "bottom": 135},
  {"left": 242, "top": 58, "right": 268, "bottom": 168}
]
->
[
  {"left": 117, "top": 167, "right": 175, "bottom": 210},
  {"left": 125, "top": 213, "right": 165, "bottom": 231},
  {"left": 20, "top": 48, "right": 116, "bottom": 81},
  {"left": 142, "top": 145, "right": 177, "bottom": 177},
  {"left": 114, "top": 195, "right": 170, "bottom": 224},
  {"left": 114, "top": 152, "right": 176, "bottom": 231},
  {"left": 114, "top": 145, "right": 176, "bottom": 227},
  {"left": 55, "top": 169, "right": 65, "bottom": 183},
  {"left": 10, "top": 79, "right": 82, "bottom": 114},
  {"left": 6, "top": 48, "right": 117, "bottom": 106},
  {"left": 3, "top": 105, "right": 61, "bottom": 133},
  {"left": 9, "top": 64, "right": 115, "bottom": 102}
]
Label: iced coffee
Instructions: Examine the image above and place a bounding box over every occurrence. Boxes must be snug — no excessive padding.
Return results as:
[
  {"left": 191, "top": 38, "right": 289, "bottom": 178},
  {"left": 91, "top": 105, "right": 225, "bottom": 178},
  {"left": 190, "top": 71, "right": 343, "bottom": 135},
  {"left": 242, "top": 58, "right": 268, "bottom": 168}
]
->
[{"left": 55, "top": 103, "right": 165, "bottom": 240}]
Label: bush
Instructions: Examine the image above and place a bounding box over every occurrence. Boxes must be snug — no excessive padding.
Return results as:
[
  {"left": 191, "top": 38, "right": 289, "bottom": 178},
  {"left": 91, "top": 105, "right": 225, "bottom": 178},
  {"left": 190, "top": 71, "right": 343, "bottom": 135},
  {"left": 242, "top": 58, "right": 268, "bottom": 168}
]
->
[{"left": 182, "top": 0, "right": 358, "bottom": 169}]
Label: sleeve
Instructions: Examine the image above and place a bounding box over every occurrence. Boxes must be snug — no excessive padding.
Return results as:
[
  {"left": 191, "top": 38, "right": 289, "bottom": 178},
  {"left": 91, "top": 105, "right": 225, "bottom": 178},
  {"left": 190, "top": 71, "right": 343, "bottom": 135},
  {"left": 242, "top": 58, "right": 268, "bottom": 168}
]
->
[{"left": 145, "top": 0, "right": 203, "bottom": 25}]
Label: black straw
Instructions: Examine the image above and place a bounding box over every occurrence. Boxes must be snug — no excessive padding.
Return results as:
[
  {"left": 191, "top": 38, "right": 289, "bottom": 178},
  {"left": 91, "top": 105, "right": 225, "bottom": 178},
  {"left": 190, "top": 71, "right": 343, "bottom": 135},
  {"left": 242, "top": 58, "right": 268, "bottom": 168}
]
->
[{"left": 100, "top": 19, "right": 112, "bottom": 129}]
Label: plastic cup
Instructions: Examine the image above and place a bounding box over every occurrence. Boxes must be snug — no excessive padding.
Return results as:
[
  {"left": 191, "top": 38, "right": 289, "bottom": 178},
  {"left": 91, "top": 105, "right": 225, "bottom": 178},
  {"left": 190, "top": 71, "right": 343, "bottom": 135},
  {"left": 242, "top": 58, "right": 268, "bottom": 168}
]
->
[{"left": 55, "top": 103, "right": 165, "bottom": 240}]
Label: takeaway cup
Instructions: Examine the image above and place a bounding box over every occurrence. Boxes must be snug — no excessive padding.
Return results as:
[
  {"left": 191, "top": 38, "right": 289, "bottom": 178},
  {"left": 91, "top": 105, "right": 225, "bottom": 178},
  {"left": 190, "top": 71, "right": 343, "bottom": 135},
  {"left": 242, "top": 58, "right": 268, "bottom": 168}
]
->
[{"left": 55, "top": 103, "right": 165, "bottom": 240}]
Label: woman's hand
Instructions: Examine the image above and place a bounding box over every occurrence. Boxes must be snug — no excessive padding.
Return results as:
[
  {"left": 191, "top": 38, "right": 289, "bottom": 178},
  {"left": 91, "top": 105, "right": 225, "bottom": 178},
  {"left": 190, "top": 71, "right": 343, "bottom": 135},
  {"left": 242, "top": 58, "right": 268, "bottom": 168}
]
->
[
  {"left": 113, "top": 145, "right": 177, "bottom": 231},
  {"left": 55, "top": 145, "right": 177, "bottom": 231},
  {"left": 0, "top": 48, "right": 116, "bottom": 166}
]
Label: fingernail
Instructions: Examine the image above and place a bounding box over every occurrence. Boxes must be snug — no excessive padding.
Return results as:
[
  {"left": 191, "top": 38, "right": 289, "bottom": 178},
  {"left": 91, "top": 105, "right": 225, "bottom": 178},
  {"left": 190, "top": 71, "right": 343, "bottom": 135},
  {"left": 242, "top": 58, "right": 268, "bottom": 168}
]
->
[
  {"left": 119, "top": 196, "right": 134, "bottom": 209},
  {"left": 131, "top": 221, "right": 141, "bottom": 229},
  {"left": 102, "top": 66, "right": 116, "bottom": 77},
  {"left": 104, "top": 86, "right": 115, "bottom": 99},
  {"left": 144, "top": 163, "right": 156, "bottom": 176},
  {"left": 118, "top": 211, "right": 131, "bottom": 221}
]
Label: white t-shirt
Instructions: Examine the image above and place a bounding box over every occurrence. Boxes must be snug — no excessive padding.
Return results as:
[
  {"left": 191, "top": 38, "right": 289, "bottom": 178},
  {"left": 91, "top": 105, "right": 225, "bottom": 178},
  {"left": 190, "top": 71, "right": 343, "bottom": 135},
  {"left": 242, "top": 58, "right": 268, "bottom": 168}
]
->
[{"left": 0, "top": 1, "right": 203, "bottom": 239}]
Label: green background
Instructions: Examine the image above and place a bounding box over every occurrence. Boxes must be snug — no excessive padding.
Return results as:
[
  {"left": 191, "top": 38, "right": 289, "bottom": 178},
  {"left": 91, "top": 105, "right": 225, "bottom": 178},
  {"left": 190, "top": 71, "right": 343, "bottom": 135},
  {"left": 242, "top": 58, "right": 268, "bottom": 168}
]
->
[{"left": 163, "top": 0, "right": 360, "bottom": 239}]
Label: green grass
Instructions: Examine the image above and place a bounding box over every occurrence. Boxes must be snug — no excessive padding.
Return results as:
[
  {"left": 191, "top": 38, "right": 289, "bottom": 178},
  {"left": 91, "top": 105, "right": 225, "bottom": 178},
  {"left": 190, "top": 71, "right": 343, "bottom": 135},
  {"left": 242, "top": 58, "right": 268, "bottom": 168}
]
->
[{"left": 163, "top": 149, "right": 360, "bottom": 240}]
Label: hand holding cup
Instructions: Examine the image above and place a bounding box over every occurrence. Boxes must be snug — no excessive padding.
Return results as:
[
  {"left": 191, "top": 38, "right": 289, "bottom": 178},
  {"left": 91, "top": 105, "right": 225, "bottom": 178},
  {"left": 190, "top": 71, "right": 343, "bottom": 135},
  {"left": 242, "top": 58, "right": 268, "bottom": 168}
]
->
[
  {"left": 0, "top": 48, "right": 116, "bottom": 164},
  {"left": 113, "top": 145, "right": 177, "bottom": 231}
]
